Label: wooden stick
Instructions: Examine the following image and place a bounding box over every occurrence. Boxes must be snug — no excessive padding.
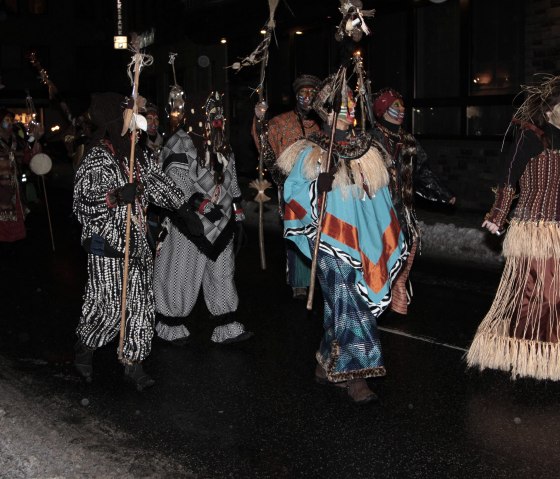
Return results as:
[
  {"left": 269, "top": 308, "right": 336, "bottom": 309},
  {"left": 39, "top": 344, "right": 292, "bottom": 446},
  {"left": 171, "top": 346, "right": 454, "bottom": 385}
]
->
[
  {"left": 41, "top": 175, "right": 55, "bottom": 252},
  {"left": 306, "top": 91, "right": 343, "bottom": 311},
  {"left": 118, "top": 51, "right": 142, "bottom": 361},
  {"left": 256, "top": 29, "right": 272, "bottom": 271}
]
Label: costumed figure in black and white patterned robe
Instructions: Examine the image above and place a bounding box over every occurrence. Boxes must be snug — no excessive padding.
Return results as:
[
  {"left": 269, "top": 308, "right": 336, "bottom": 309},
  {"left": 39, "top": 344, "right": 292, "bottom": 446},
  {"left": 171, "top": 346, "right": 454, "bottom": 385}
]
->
[
  {"left": 73, "top": 93, "right": 202, "bottom": 389},
  {"left": 153, "top": 92, "right": 253, "bottom": 345}
]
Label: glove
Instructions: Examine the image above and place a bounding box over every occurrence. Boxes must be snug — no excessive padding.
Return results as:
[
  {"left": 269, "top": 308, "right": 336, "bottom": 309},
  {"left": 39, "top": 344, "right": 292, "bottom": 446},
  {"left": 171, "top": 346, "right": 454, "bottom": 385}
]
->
[
  {"left": 187, "top": 192, "right": 224, "bottom": 222},
  {"left": 234, "top": 221, "right": 247, "bottom": 256},
  {"left": 111, "top": 182, "right": 137, "bottom": 205},
  {"left": 176, "top": 202, "right": 204, "bottom": 237},
  {"left": 317, "top": 171, "right": 335, "bottom": 194},
  {"left": 204, "top": 203, "right": 223, "bottom": 222}
]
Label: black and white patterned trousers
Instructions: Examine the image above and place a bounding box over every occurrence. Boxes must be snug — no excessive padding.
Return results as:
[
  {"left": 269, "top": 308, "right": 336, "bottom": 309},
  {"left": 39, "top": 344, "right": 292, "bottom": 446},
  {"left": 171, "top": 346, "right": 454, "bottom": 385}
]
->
[{"left": 76, "top": 254, "right": 155, "bottom": 363}]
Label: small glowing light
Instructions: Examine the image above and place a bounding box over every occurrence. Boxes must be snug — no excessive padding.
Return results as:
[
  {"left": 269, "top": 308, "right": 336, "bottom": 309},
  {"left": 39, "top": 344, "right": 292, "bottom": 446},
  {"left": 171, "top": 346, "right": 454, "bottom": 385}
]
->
[
  {"left": 51, "top": 125, "right": 60, "bottom": 132},
  {"left": 260, "top": 29, "right": 267, "bottom": 35},
  {"left": 295, "top": 30, "right": 303, "bottom": 35},
  {"left": 113, "top": 35, "right": 128, "bottom": 50},
  {"left": 354, "top": 50, "right": 361, "bottom": 56},
  {"left": 220, "top": 38, "right": 227, "bottom": 44}
]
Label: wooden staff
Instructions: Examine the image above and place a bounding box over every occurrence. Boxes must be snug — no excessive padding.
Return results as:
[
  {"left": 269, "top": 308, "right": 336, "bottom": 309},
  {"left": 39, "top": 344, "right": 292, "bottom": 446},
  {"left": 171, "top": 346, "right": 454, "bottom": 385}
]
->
[
  {"left": 307, "top": 90, "right": 343, "bottom": 311},
  {"left": 118, "top": 36, "right": 144, "bottom": 361},
  {"left": 249, "top": 0, "right": 279, "bottom": 270},
  {"left": 41, "top": 175, "right": 55, "bottom": 251},
  {"left": 352, "top": 51, "right": 375, "bottom": 129},
  {"left": 256, "top": 52, "right": 269, "bottom": 270}
]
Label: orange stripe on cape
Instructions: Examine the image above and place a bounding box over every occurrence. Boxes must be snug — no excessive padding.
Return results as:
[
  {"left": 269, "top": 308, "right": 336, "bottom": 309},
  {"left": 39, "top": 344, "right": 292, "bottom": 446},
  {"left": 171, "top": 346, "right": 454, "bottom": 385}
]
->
[
  {"left": 285, "top": 199, "right": 308, "bottom": 220},
  {"left": 322, "top": 209, "right": 401, "bottom": 293}
]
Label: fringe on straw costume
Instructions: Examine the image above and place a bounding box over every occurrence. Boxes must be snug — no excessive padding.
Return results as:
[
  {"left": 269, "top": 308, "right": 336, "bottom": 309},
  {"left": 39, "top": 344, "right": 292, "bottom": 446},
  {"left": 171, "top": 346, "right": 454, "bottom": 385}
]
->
[
  {"left": 467, "top": 116, "right": 560, "bottom": 380},
  {"left": 73, "top": 93, "right": 191, "bottom": 365},
  {"left": 369, "top": 89, "right": 454, "bottom": 315},
  {"left": 153, "top": 92, "right": 252, "bottom": 345},
  {"left": 467, "top": 124, "right": 560, "bottom": 381},
  {"left": 279, "top": 131, "right": 408, "bottom": 382}
]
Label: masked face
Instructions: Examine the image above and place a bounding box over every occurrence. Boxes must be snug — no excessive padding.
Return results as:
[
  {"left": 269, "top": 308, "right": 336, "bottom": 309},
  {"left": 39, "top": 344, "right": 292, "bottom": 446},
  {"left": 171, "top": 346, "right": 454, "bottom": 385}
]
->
[
  {"left": 146, "top": 112, "right": 159, "bottom": 136},
  {"left": 1, "top": 115, "right": 13, "bottom": 132},
  {"left": 383, "top": 98, "right": 405, "bottom": 125},
  {"left": 546, "top": 103, "right": 560, "bottom": 129},
  {"left": 296, "top": 86, "right": 317, "bottom": 113},
  {"left": 338, "top": 89, "right": 356, "bottom": 127}
]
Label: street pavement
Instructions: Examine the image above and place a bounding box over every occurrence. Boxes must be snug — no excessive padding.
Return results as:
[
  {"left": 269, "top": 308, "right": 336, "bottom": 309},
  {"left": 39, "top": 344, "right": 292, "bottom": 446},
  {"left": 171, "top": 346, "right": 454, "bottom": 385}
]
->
[{"left": 1, "top": 184, "right": 560, "bottom": 479}]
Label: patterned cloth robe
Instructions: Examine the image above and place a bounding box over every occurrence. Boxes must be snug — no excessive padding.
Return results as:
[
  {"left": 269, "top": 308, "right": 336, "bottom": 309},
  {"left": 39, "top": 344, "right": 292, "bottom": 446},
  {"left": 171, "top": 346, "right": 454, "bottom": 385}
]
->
[
  {"left": 252, "top": 109, "right": 321, "bottom": 289},
  {"left": 0, "top": 132, "right": 28, "bottom": 242},
  {"left": 467, "top": 121, "right": 560, "bottom": 380},
  {"left": 369, "top": 119, "right": 454, "bottom": 314},
  {"left": 279, "top": 134, "right": 408, "bottom": 382},
  {"left": 369, "top": 119, "right": 454, "bottom": 247},
  {"left": 153, "top": 129, "right": 243, "bottom": 325},
  {"left": 73, "top": 140, "right": 185, "bottom": 363}
]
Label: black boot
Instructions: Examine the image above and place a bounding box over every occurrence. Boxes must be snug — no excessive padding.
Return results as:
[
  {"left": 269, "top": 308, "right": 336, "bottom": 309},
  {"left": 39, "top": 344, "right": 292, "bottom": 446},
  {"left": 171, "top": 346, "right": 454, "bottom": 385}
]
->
[
  {"left": 124, "top": 362, "right": 155, "bottom": 391},
  {"left": 74, "top": 341, "right": 94, "bottom": 382}
]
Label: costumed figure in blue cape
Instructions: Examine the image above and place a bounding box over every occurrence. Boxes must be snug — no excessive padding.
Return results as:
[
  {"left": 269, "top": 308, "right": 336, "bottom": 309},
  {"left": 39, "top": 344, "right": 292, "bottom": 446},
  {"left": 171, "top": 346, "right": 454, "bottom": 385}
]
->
[{"left": 277, "top": 74, "right": 408, "bottom": 404}]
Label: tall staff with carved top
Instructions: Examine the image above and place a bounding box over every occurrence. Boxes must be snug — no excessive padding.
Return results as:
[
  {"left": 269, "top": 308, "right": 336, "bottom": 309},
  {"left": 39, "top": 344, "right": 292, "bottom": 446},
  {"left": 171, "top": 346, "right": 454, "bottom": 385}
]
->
[
  {"left": 231, "top": 0, "right": 279, "bottom": 270},
  {"left": 118, "top": 32, "right": 154, "bottom": 360}
]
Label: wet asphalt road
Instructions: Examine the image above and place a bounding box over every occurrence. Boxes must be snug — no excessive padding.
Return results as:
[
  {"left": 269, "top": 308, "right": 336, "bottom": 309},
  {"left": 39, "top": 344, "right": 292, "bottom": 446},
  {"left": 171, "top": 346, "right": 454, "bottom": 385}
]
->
[{"left": 2, "top": 185, "right": 560, "bottom": 479}]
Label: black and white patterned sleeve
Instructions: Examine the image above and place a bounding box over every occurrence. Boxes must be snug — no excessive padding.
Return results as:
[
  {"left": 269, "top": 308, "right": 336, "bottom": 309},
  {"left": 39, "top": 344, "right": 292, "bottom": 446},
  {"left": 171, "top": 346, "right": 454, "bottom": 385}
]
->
[
  {"left": 144, "top": 151, "right": 185, "bottom": 211},
  {"left": 73, "top": 147, "right": 119, "bottom": 238}
]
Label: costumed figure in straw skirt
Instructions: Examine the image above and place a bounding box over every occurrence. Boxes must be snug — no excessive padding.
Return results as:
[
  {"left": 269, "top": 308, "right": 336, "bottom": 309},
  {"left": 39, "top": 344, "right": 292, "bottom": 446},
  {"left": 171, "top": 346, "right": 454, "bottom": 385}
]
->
[
  {"left": 467, "top": 74, "right": 560, "bottom": 381},
  {"left": 73, "top": 93, "right": 202, "bottom": 389},
  {"left": 153, "top": 92, "right": 253, "bottom": 346},
  {"left": 278, "top": 74, "right": 408, "bottom": 404}
]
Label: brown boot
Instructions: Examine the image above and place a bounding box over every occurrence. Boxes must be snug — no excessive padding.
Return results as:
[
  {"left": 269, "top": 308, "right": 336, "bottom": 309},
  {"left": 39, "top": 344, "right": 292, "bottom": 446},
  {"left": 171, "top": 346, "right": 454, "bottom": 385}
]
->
[
  {"left": 314, "top": 363, "right": 346, "bottom": 388},
  {"left": 347, "top": 379, "right": 378, "bottom": 404}
]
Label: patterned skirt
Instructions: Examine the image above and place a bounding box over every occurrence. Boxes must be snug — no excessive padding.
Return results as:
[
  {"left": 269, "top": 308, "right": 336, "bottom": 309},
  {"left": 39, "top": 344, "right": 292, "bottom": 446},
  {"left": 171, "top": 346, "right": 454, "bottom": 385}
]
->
[
  {"left": 314, "top": 246, "right": 386, "bottom": 382},
  {"left": 467, "top": 220, "right": 560, "bottom": 380}
]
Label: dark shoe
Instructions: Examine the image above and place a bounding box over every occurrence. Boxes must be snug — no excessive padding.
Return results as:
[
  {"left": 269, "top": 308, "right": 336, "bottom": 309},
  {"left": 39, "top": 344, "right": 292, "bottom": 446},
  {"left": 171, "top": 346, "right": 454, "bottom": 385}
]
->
[
  {"left": 124, "top": 363, "right": 155, "bottom": 391},
  {"left": 347, "top": 379, "right": 378, "bottom": 405},
  {"left": 74, "top": 341, "right": 94, "bottom": 382},
  {"left": 292, "top": 287, "right": 308, "bottom": 300},
  {"left": 314, "top": 363, "right": 347, "bottom": 388}
]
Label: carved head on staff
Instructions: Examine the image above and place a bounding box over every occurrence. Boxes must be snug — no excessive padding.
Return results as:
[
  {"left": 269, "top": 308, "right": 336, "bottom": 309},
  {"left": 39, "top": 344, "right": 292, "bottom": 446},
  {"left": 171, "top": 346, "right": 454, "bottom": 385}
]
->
[{"left": 313, "top": 73, "right": 355, "bottom": 130}]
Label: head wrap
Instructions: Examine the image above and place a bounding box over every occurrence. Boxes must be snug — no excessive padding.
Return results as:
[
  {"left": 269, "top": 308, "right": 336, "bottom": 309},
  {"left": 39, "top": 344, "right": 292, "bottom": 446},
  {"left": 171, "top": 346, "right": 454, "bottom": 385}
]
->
[
  {"left": 373, "top": 88, "right": 403, "bottom": 119},
  {"left": 292, "top": 74, "right": 321, "bottom": 94},
  {"left": 88, "top": 92, "right": 128, "bottom": 154},
  {"left": 144, "top": 103, "right": 158, "bottom": 116}
]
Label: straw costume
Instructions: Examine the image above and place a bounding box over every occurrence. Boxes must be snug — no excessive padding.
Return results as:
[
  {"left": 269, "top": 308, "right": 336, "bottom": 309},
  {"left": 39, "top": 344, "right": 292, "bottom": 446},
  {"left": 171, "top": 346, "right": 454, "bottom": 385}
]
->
[{"left": 467, "top": 75, "right": 560, "bottom": 380}]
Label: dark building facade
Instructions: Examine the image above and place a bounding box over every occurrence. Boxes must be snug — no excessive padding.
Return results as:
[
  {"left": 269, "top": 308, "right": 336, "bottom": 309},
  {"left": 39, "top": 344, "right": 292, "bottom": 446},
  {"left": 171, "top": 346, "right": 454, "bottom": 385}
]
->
[{"left": 0, "top": 0, "right": 557, "bottom": 210}]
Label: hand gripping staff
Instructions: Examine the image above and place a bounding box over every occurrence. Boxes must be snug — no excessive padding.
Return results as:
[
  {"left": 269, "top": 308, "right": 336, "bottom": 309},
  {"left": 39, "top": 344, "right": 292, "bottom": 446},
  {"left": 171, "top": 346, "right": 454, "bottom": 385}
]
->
[
  {"left": 118, "top": 31, "right": 154, "bottom": 361},
  {"left": 307, "top": 82, "right": 344, "bottom": 311}
]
